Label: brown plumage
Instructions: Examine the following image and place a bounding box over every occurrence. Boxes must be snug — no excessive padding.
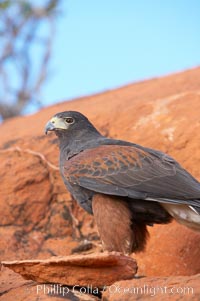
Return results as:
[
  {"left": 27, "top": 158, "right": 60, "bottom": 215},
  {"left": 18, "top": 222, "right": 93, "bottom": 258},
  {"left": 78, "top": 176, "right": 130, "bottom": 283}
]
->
[
  {"left": 92, "top": 194, "right": 149, "bottom": 254},
  {"left": 45, "top": 111, "right": 200, "bottom": 254}
]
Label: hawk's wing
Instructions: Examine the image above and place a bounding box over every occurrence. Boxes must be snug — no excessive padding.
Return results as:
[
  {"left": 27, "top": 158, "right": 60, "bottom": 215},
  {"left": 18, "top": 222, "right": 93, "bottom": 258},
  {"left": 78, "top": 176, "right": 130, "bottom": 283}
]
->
[{"left": 63, "top": 145, "right": 200, "bottom": 209}]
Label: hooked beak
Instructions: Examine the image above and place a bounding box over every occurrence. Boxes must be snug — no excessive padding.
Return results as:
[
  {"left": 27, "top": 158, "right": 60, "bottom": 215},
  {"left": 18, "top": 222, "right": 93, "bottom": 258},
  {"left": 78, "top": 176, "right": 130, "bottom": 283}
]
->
[
  {"left": 45, "top": 116, "right": 68, "bottom": 135},
  {"left": 45, "top": 120, "right": 55, "bottom": 134}
]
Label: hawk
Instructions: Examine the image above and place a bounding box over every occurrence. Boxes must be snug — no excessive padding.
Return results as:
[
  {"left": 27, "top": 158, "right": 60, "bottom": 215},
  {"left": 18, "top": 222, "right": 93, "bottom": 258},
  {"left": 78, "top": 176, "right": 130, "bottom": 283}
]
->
[{"left": 45, "top": 111, "right": 200, "bottom": 254}]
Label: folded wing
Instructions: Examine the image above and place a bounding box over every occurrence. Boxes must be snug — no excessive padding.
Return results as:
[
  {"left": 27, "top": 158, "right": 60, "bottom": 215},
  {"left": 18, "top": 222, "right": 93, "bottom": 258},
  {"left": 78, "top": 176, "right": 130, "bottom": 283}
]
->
[{"left": 63, "top": 145, "right": 200, "bottom": 210}]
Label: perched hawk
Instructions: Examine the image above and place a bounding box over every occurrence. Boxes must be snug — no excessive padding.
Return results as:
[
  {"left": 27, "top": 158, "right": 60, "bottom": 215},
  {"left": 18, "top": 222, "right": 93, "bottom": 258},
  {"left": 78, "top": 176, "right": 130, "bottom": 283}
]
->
[{"left": 45, "top": 111, "right": 200, "bottom": 254}]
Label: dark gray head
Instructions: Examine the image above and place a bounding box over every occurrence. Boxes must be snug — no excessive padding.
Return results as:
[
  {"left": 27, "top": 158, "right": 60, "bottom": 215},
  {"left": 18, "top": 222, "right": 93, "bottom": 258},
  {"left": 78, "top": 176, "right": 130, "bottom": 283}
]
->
[
  {"left": 45, "top": 111, "right": 103, "bottom": 155},
  {"left": 45, "top": 111, "right": 101, "bottom": 135}
]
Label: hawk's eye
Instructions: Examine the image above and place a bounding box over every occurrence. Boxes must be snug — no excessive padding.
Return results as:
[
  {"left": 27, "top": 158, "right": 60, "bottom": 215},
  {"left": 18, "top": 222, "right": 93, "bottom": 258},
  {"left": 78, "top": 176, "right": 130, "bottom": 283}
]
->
[{"left": 64, "top": 117, "right": 74, "bottom": 124}]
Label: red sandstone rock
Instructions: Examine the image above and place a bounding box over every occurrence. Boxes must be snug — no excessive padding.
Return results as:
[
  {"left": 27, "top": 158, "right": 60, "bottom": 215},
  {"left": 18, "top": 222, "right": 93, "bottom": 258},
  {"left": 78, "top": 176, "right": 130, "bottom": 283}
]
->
[
  {"left": 102, "top": 274, "right": 200, "bottom": 300},
  {"left": 0, "top": 267, "right": 99, "bottom": 301},
  {"left": 1, "top": 266, "right": 199, "bottom": 301},
  {"left": 1, "top": 252, "right": 138, "bottom": 286}
]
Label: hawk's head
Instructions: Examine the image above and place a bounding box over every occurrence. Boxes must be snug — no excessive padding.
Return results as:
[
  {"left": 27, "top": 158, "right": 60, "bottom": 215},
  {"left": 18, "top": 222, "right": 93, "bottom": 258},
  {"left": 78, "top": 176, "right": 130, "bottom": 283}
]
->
[
  {"left": 45, "top": 111, "right": 96, "bottom": 135},
  {"left": 45, "top": 110, "right": 102, "bottom": 147}
]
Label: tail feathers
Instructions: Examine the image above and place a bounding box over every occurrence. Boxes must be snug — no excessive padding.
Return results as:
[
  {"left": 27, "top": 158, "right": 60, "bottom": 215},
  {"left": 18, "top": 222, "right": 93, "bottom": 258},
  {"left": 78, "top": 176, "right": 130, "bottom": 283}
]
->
[
  {"left": 161, "top": 203, "right": 200, "bottom": 231},
  {"left": 189, "top": 205, "right": 200, "bottom": 215}
]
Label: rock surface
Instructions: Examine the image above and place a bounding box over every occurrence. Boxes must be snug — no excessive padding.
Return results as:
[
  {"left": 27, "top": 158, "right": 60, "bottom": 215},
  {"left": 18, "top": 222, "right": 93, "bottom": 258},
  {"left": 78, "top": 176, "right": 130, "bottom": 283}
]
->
[
  {"left": 2, "top": 253, "right": 137, "bottom": 286},
  {"left": 1, "top": 266, "right": 200, "bottom": 301},
  {"left": 0, "top": 267, "right": 99, "bottom": 301},
  {"left": 102, "top": 274, "right": 200, "bottom": 301}
]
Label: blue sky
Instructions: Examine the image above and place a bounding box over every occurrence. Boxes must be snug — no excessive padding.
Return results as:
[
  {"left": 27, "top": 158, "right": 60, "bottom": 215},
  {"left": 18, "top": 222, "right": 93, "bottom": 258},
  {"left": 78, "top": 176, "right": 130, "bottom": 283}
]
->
[{"left": 41, "top": 0, "right": 200, "bottom": 107}]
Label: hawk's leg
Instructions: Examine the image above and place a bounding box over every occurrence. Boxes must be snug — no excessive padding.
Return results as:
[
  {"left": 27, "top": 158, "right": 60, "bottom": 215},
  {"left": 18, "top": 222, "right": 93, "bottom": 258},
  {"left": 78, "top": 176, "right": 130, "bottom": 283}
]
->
[{"left": 92, "top": 193, "right": 149, "bottom": 254}]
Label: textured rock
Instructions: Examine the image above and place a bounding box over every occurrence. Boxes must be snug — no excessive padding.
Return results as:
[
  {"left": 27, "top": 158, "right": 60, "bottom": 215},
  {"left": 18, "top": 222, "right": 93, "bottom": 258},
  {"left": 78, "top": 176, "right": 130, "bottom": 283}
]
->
[
  {"left": 0, "top": 265, "right": 31, "bottom": 295},
  {"left": 0, "top": 267, "right": 99, "bottom": 301},
  {"left": 1, "top": 253, "right": 137, "bottom": 286},
  {"left": 102, "top": 274, "right": 200, "bottom": 300},
  {"left": 0, "top": 150, "right": 52, "bottom": 228},
  {"left": 2, "top": 266, "right": 199, "bottom": 301},
  {"left": 0, "top": 67, "right": 200, "bottom": 277}
]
